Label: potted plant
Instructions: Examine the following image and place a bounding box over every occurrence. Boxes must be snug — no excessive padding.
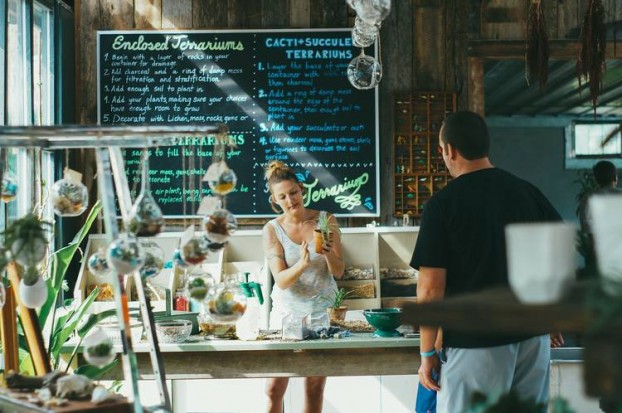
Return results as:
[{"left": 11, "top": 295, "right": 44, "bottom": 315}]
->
[
  {"left": 322, "top": 287, "right": 353, "bottom": 322},
  {"left": 313, "top": 213, "right": 339, "bottom": 254}
]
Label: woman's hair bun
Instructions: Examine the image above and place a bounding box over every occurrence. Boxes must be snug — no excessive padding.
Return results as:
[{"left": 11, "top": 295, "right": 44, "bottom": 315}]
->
[{"left": 265, "top": 160, "right": 286, "bottom": 180}]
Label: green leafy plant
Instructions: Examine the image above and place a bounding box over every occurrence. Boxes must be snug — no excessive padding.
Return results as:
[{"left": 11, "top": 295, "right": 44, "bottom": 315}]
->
[
  {"left": 316, "top": 213, "right": 340, "bottom": 239},
  {"left": 14, "top": 200, "right": 120, "bottom": 378},
  {"left": 321, "top": 287, "right": 353, "bottom": 309}
]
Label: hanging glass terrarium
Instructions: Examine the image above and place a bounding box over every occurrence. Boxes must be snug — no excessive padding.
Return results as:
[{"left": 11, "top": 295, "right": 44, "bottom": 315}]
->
[
  {"left": 19, "top": 267, "right": 48, "bottom": 309},
  {"left": 106, "top": 233, "right": 145, "bottom": 274},
  {"left": 203, "top": 208, "right": 238, "bottom": 244},
  {"left": 205, "top": 161, "right": 237, "bottom": 196},
  {"left": 139, "top": 240, "right": 164, "bottom": 279},
  {"left": 0, "top": 172, "right": 18, "bottom": 203},
  {"left": 128, "top": 150, "right": 165, "bottom": 237},
  {"left": 88, "top": 248, "right": 111, "bottom": 277},
  {"left": 347, "top": 49, "right": 383, "bottom": 90},
  {"left": 50, "top": 169, "right": 89, "bottom": 217},
  {"left": 83, "top": 327, "right": 116, "bottom": 368}
]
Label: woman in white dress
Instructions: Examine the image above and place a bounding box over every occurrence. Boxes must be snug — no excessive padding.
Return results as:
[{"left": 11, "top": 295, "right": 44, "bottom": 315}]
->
[{"left": 262, "top": 160, "right": 345, "bottom": 413}]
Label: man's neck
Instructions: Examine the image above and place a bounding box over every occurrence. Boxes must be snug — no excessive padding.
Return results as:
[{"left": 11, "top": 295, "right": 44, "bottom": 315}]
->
[{"left": 452, "top": 158, "right": 494, "bottom": 178}]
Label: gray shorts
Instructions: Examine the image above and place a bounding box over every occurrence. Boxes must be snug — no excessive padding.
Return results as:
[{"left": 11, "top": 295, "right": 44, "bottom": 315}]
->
[{"left": 437, "top": 335, "right": 550, "bottom": 413}]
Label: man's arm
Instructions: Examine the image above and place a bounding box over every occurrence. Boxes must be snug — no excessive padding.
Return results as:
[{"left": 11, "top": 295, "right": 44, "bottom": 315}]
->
[{"left": 417, "top": 266, "right": 446, "bottom": 391}]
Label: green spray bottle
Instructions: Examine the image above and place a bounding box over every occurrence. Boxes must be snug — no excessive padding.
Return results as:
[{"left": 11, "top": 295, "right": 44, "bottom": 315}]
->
[{"left": 236, "top": 272, "right": 264, "bottom": 340}]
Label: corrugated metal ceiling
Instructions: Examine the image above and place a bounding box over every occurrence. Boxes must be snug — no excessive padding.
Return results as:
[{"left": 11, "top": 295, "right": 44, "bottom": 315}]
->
[{"left": 484, "top": 59, "right": 622, "bottom": 118}]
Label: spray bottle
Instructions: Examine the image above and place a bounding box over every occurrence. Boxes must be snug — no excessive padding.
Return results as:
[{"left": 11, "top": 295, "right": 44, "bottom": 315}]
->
[{"left": 236, "top": 272, "right": 264, "bottom": 340}]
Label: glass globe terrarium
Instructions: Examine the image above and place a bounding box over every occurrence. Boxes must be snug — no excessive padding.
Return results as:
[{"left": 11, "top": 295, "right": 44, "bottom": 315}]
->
[{"left": 199, "top": 276, "right": 247, "bottom": 339}]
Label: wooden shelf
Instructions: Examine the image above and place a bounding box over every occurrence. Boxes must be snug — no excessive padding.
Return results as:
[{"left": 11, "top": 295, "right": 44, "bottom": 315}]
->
[
  {"left": 401, "top": 285, "right": 589, "bottom": 335},
  {"left": 393, "top": 92, "right": 456, "bottom": 218}
]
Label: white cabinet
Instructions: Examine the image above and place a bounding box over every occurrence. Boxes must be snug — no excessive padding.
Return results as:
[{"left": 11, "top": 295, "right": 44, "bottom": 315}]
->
[{"left": 549, "top": 362, "right": 601, "bottom": 413}]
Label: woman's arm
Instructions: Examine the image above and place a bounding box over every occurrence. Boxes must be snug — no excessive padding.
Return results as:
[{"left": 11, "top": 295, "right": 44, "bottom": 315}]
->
[
  {"left": 262, "top": 223, "right": 310, "bottom": 289},
  {"left": 322, "top": 214, "right": 345, "bottom": 278}
]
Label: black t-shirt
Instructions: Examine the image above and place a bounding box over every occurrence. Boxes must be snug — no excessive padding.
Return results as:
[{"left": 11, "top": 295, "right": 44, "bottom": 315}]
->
[{"left": 410, "top": 167, "right": 561, "bottom": 348}]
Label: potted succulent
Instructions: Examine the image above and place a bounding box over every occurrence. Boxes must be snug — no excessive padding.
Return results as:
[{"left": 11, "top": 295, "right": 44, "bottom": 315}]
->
[
  {"left": 322, "top": 287, "right": 353, "bottom": 322},
  {"left": 313, "top": 213, "right": 339, "bottom": 254}
]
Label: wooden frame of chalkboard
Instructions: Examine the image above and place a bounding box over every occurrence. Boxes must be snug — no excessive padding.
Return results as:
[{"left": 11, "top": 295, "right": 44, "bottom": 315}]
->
[{"left": 97, "top": 29, "right": 379, "bottom": 218}]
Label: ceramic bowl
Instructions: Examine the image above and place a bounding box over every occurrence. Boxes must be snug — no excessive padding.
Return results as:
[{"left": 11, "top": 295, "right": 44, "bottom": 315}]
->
[
  {"left": 363, "top": 308, "right": 403, "bottom": 337},
  {"left": 156, "top": 319, "right": 192, "bottom": 344}
]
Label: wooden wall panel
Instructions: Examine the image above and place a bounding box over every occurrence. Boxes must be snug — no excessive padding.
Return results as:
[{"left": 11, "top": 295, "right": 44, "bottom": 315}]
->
[
  {"left": 290, "top": 0, "right": 311, "bottom": 28},
  {"left": 228, "top": 0, "right": 262, "bottom": 28},
  {"left": 310, "top": 0, "right": 349, "bottom": 28},
  {"left": 557, "top": 0, "right": 585, "bottom": 39},
  {"left": 377, "top": 0, "right": 414, "bottom": 224},
  {"left": 193, "top": 0, "right": 228, "bottom": 29},
  {"left": 98, "top": 0, "right": 134, "bottom": 29},
  {"left": 162, "top": 0, "right": 193, "bottom": 29},
  {"left": 451, "top": 0, "right": 481, "bottom": 111},
  {"left": 414, "top": 0, "right": 446, "bottom": 89},
  {"left": 480, "top": 0, "right": 528, "bottom": 40},
  {"left": 135, "top": 0, "right": 162, "bottom": 29},
  {"left": 262, "top": 0, "right": 290, "bottom": 27},
  {"left": 542, "top": 0, "right": 559, "bottom": 39}
]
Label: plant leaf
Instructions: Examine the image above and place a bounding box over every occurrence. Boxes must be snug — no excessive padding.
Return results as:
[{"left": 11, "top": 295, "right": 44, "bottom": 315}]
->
[
  {"left": 74, "top": 359, "right": 119, "bottom": 380},
  {"left": 49, "top": 287, "right": 100, "bottom": 358},
  {"left": 77, "top": 309, "right": 118, "bottom": 338},
  {"left": 39, "top": 200, "right": 102, "bottom": 330}
]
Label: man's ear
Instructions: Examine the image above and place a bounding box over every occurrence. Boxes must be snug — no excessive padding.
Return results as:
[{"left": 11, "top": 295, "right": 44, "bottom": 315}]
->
[{"left": 446, "top": 143, "right": 459, "bottom": 160}]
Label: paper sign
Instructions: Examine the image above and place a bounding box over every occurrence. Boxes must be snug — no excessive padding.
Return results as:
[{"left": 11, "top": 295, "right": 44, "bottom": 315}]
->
[
  {"left": 64, "top": 167, "right": 83, "bottom": 184},
  {"left": 196, "top": 196, "right": 220, "bottom": 215}
]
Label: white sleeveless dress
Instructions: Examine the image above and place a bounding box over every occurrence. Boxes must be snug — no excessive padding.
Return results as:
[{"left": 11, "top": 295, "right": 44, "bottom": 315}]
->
[{"left": 268, "top": 211, "right": 338, "bottom": 329}]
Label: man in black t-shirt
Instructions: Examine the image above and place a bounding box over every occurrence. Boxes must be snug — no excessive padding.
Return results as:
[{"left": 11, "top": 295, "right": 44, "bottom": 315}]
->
[{"left": 410, "top": 111, "right": 562, "bottom": 413}]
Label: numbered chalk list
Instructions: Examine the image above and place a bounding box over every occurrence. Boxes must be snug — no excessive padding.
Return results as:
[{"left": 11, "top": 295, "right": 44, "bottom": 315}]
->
[{"left": 98, "top": 30, "right": 378, "bottom": 217}]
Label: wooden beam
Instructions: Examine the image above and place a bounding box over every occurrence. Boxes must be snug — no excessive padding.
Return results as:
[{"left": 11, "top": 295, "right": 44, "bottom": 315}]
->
[
  {"left": 468, "top": 40, "right": 622, "bottom": 60},
  {"left": 7, "top": 264, "right": 51, "bottom": 375},
  {"left": 0, "top": 285, "right": 19, "bottom": 374},
  {"left": 468, "top": 56, "right": 485, "bottom": 116}
]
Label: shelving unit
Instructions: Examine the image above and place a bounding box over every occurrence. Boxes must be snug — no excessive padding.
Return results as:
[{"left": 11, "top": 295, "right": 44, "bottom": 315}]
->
[{"left": 393, "top": 92, "right": 457, "bottom": 218}]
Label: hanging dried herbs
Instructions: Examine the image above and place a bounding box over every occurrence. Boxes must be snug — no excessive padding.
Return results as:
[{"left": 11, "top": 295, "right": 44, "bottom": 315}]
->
[
  {"left": 525, "top": 0, "right": 549, "bottom": 90},
  {"left": 577, "top": 0, "right": 607, "bottom": 115}
]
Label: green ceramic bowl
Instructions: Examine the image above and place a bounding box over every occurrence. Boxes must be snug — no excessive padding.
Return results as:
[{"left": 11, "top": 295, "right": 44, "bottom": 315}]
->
[{"left": 363, "top": 308, "right": 403, "bottom": 337}]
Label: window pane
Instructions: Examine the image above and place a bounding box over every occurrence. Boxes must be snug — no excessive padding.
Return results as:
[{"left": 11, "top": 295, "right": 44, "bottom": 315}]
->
[
  {"left": 34, "top": 2, "right": 54, "bottom": 126},
  {"left": 6, "top": 0, "right": 29, "bottom": 126},
  {"left": 574, "top": 123, "right": 621, "bottom": 156}
]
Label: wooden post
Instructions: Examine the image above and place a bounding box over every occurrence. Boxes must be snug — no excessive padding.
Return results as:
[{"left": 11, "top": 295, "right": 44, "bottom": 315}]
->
[
  {"left": 6, "top": 263, "right": 51, "bottom": 375},
  {"left": 0, "top": 284, "right": 20, "bottom": 375},
  {"left": 468, "top": 56, "right": 485, "bottom": 116}
]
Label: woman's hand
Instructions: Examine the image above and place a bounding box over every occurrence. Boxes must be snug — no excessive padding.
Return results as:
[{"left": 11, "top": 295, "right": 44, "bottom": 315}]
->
[{"left": 299, "top": 240, "right": 311, "bottom": 269}]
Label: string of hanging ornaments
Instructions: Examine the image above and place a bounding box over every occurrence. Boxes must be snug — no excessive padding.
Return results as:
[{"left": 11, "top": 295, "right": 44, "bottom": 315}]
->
[{"left": 345, "top": 0, "right": 391, "bottom": 90}]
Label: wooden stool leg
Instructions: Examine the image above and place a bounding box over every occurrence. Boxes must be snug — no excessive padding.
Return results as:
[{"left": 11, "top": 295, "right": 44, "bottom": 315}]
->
[{"left": 7, "top": 263, "right": 51, "bottom": 375}]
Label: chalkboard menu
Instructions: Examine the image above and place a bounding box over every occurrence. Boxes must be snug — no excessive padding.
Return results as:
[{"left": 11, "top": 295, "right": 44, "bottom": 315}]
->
[{"left": 98, "top": 30, "right": 378, "bottom": 217}]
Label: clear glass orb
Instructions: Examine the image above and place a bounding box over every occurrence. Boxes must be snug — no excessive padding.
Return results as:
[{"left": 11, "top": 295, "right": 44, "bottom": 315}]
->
[
  {"left": 0, "top": 173, "right": 18, "bottom": 203},
  {"left": 128, "top": 192, "right": 165, "bottom": 237},
  {"left": 205, "top": 161, "right": 237, "bottom": 196},
  {"left": 106, "top": 233, "right": 145, "bottom": 274},
  {"left": 205, "top": 281, "right": 247, "bottom": 324},
  {"left": 50, "top": 178, "right": 89, "bottom": 217},
  {"left": 180, "top": 237, "right": 209, "bottom": 266},
  {"left": 83, "top": 327, "right": 116, "bottom": 368},
  {"left": 203, "top": 209, "right": 238, "bottom": 244},
  {"left": 185, "top": 267, "right": 214, "bottom": 301},
  {"left": 88, "top": 249, "right": 111, "bottom": 277},
  {"left": 19, "top": 275, "right": 48, "bottom": 309},
  {"left": 347, "top": 53, "right": 383, "bottom": 90},
  {"left": 139, "top": 241, "right": 164, "bottom": 279}
]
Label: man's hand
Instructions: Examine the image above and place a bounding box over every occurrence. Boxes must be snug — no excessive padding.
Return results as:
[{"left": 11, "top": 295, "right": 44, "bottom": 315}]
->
[{"left": 418, "top": 354, "right": 441, "bottom": 391}]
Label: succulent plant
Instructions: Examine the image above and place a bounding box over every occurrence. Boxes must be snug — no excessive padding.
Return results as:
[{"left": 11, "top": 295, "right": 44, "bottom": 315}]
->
[{"left": 2, "top": 213, "right": 52, "bottom": 267}]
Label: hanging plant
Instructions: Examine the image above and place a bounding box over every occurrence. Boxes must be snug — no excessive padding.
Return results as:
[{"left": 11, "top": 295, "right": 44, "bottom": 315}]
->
[
  {"left": 525, "top": 0, "right": 549, "bottom": 90},
  {"left": 577, "top": 0, "right": 607, "bottom": 115}
]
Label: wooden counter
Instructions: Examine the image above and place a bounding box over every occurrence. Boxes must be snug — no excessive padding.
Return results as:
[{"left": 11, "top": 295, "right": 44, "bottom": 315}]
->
[{"left": 62, "top": 333, "right": 422, "bottom": 380}]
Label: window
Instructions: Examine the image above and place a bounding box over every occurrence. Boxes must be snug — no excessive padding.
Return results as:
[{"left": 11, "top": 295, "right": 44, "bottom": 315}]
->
[
  {"left": 565, "top": 121, "right": 622, "bottom": 169},
  {"left": 2, "top": 0, "right": 55, "bottom": 225}
]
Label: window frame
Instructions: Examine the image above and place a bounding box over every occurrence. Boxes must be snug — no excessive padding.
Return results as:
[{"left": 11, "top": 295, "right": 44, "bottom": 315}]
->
[{"left": 565, "top": 120, "right": 622, "bottom": 169}]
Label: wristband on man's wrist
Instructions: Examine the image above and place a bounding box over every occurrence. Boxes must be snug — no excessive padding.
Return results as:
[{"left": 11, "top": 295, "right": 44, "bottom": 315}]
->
[{"left": 420, "top": 349, "right": 436, "bottom": 357}]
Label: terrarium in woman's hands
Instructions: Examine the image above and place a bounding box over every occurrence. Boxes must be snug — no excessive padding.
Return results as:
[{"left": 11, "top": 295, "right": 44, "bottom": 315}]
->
[{"left": 313, "top": 213, "right": 339, "bottom": 254}]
